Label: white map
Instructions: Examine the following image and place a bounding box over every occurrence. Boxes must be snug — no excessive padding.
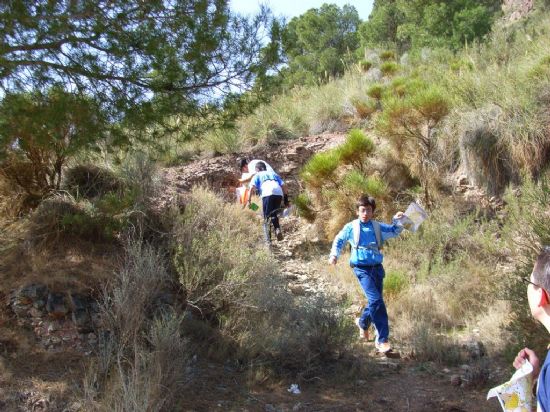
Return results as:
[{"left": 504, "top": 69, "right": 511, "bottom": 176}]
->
[
  {"left": 487, "top": 361, "right": 535, "bottom": 412},
  {"left": 396, "top": 202, "right": 428, "bottom": 232}
]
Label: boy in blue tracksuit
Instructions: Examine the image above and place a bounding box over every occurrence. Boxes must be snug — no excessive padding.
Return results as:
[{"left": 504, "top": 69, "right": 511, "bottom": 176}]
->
[
  {"left": 513, "top": 247, "right": 550, "bottom": 411},
  {"left": 329, "top": 195, "right": 404, "bottom": 353}
]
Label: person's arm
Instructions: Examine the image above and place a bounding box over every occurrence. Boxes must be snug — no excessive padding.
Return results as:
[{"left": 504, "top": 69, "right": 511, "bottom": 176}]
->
[
  {"left": 328, "top": 223, "right": 352, "bottom": 265},
  {"left": 248, "top": 176, "right": 260, "bottom": 205},
  {"left": 514, "top": 347, "right": 541, "bottom": 378},
  {"left": 379, "top": 212, "right": 405, "bottom": 243},
  {"left": 238, "top": 172, "right": 256, "bottom": 185}
]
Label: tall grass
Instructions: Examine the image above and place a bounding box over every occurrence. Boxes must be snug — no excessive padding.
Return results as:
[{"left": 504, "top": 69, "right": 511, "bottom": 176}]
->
[{"left": 500, "top": 176, "right": 550, "bottom": 357}]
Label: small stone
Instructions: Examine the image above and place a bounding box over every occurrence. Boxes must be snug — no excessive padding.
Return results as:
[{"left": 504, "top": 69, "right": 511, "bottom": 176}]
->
[
  {"left": 12, "top": 304, "right": 29, "bottom": 318},
  {"left": 29, "top": 308, "right": 43, "bottom": 318},
  {"left": 46, "top": 292, "right": 69, "bottom": 318},
  {"left": 72, "top": 309, "right": 93, "bottom": 333},
  {"left": 451, "top": 375, "right": 462, "bottom": 386},
  {"left": 288, "top": 285, "right": 306, "bottom": 296}
]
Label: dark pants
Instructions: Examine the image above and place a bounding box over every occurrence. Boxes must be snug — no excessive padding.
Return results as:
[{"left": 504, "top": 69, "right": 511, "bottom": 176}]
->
[
  {"left": 262, "top": 195, "right": 283, "bottom": 242},
  {"left": 354, "top": 264, "right": 389, "bottom": 343}
]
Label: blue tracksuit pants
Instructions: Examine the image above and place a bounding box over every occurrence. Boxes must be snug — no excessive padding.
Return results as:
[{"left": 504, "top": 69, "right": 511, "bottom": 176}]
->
[{"left": 354, "top": 264, "right": 389, "bottom": 343}]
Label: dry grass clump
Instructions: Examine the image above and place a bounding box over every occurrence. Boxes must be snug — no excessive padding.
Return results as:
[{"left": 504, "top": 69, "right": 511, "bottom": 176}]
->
[
  {"left": 0, "top": 174, "right": 26, "bottom": 220},
  {"left": 172, "top": 186, "right": 354, "bottom": 379},
  {"left": 28, "top": 196, "right": 118, "bottom": 247},
  {"left": 83, "top": 239, "right": 187, "bottom": 411},
  {"left": 374, "top": 200, "right": 508, "bottom": 360},
  {"left": 64, "top": 164, "right": 123, "bottom": 199}
]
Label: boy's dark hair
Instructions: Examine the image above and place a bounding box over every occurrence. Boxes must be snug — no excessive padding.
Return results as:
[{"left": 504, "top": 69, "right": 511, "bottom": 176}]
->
[
  {"left": 238, "top": 158, "right": 249, "bottom": 170},
  {"left": 356, "top": 195, "right": 376, "bottom": 211},
  {"left": 255, "top": 161, "right": 267, "bottom": 172},
  {"left": 533, "top": 246, "right": 550, "bottom": 291}
]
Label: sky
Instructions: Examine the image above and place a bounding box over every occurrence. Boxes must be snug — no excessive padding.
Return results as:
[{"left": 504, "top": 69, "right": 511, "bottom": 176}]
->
[{"left": 229, "top": 0, "right": 374, "bottom": 21}]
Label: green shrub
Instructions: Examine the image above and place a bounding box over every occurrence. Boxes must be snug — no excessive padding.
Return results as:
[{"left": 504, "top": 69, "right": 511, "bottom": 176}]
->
[
  {"left": 342, "top": 171, "right": 386, "bottom": 198},
  {"left": 527, "top": 55, "right": 550, "bottom": 81},
  {"left": 335, "top": 129, "right": 374, "bottom": 168},
  {"left": 300, "top": 151, "right": 340, "bottom": 188},
  {"left": 384, "top": 270, "right": 409, "bottom": 299},
  {"left": 203, "top": 129, "right": 244, "bottom": 155},
  {"left": 380, "top": 50, "right": 396, "bottom": 61},
  {"left": 359, "top": 59, "right": 373, "bottom": 72},
  {"left": 350, "top": 96, "right": 377, "bottom": 119},
  {"left": 367, "top": 84, "right": 384, "bottom": 100},
  {"left": 294, "top": 193, "right": 316, "bottom": 222},
  {"left": 95, "top": 190, "right": 137, "bottom": 216},
  {"left": 380, "top": 61, "right": 400, "bottom": 76}
]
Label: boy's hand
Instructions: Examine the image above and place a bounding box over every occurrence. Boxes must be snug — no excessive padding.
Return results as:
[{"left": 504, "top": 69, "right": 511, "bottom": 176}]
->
[
  {"left": 394, "top": 211, "right": 404, "bottom": 219},
  {"left": 513, "top": 347, "right": 541, "bottom": 378},
  {"left": 328, "top": 256, "right": 337, "bottom": 265}
]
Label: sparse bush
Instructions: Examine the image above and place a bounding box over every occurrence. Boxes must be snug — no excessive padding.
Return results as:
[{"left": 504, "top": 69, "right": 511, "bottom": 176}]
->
[
  {"left": 28, "top": 196, "right": 122, "bottom": 246},
  {"left": 117, "top": 151, "right": 160, "bottom": 211},
  {"left": 173, "top": 187, "right": 273, "bottom": 314},
  {"left": 377, "top": 83, "right": 449, "bottom": 206},
  {"left": 83, "top": 240, "right": 187, "bottom": 411}
]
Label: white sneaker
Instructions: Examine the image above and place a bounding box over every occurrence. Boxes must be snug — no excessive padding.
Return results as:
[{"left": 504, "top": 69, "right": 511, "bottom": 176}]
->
[
  {"left": 354, "top": 318, "right": 368, "bottom": 340},
  {"left": 375, "top": 341, "right": 392, "bottom": 353}
]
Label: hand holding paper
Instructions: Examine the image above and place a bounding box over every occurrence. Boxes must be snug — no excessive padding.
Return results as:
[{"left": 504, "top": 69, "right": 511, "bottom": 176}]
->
[
  {"left": 396, "top": 202, "right": 428, "bottom": 232},
  {"left": 487, "top": 361, "right": 535, "bottom": 411}
]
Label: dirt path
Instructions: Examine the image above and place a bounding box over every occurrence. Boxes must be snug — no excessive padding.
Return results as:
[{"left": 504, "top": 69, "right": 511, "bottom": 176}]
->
[
  {"left": 232, "top": 213, "right": 503, "bottom": 412},
  {"left": 178, "top": 358, "right": 500, "bottom": 411}
]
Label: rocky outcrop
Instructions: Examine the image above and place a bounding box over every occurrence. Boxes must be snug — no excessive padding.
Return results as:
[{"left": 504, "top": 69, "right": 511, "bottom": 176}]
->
[
  {"left": 9, "top": 284, "right": 100, "bottom": 353},
  {"left": 158, "top": 133, "right": 346, "bottom": 207},
  {"left": 503, "top": 0, "right": 534, "bottom": 22}
]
